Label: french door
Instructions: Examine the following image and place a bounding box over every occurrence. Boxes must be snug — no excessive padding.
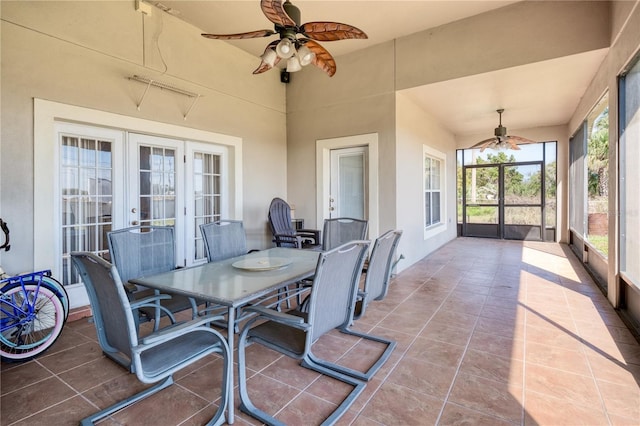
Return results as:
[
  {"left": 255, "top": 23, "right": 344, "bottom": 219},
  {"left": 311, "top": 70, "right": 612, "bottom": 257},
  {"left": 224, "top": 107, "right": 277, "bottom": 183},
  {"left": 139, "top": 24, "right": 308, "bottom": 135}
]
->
[
  {"left": 128, "top": 134, "right": 186, "bottom": 265},
  {"left": 58, "top": 124, "right": 227, "bottom": 306},
  {"left": 462, "top": 161, "right": 545, "bottom": 240}
]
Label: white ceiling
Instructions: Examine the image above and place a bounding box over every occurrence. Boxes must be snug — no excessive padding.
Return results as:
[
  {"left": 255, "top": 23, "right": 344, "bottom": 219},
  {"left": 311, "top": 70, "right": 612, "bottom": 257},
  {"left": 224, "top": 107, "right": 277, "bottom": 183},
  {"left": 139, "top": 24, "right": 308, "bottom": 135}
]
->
[{"left": 155, "top": 0, "right": 608, "bottom": 138}]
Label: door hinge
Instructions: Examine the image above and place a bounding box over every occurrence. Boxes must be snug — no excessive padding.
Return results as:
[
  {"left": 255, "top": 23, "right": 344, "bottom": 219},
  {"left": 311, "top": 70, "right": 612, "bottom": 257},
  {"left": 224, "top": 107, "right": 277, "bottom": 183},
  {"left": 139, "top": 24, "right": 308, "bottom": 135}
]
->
[
  {"left": 184, "top": 207, "right": 187, "bottom": 215},
  {"left": 184, "top": 154, "right": 186, "bottom": 163}
]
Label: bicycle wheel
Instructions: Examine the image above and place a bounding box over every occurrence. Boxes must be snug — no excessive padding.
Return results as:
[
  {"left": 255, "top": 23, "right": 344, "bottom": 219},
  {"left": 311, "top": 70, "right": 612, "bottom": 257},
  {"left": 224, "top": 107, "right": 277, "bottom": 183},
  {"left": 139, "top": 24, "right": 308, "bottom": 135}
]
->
[
  {"left": 39, "top": 274, "right": 69, "bottom": 320},
  {"left": 1, "top": 284, "right": 65, "bottom": 361}
]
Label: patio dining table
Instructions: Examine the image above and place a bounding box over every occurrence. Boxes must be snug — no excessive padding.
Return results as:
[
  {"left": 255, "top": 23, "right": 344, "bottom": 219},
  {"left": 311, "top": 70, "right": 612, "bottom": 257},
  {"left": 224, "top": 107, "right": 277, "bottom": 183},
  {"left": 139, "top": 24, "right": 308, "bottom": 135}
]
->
[{"left": 130, "top": 246, "right": 319, "bottom": 424}]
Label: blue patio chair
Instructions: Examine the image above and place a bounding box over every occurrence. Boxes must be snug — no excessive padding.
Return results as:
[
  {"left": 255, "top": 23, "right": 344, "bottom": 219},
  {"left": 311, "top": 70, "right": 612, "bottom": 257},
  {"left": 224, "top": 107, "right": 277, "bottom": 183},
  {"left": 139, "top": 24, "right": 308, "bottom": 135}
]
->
[
  {"left": 237, "top": 240, "right": 370, "bottom": 425},
  {"left": 71, "top": 252, "right": 231, "bottom": 426}
]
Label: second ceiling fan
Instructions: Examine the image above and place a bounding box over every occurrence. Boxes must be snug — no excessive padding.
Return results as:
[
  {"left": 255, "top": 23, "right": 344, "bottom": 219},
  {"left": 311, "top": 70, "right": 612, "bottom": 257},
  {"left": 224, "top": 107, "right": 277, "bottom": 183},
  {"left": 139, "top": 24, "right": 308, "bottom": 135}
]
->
[
  {"left": 469, "top": 109, "right": 536, "bottom": 152},
  {"left": 201, "top": 0, "right": 367, "bottom": 77}
]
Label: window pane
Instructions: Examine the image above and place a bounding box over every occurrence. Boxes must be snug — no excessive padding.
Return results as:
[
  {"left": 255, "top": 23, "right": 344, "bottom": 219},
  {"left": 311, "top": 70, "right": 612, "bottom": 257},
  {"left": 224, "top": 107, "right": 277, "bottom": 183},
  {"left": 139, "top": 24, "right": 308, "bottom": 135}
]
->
[
  {"left": 425, "top": 193, "right": 431, "bottom": 226},
  {"left": 424, "top": 150, "right": 444, "bottom": 230},
  {"left": 192, "top": 151, "right": 222, "bottom": 262},
  {"left": 620, "top": 58, "right": 640, "bottom": 284},
  {"left": 432, "top": 193, "right": 441, "bottom": 223},
  {"left": 432, "top": 159, "right": 441, "bottom": 190},
  {"left": 60, "top": 135, "right": 113, "bottom": 285}
]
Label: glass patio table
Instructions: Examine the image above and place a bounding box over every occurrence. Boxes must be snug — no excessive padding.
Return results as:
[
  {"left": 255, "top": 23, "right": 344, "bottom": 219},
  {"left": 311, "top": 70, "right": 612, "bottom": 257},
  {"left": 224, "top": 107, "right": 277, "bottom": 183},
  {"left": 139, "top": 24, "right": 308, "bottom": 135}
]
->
[{"left": 131, "top": 247, "right": 320, "bottom": 423}]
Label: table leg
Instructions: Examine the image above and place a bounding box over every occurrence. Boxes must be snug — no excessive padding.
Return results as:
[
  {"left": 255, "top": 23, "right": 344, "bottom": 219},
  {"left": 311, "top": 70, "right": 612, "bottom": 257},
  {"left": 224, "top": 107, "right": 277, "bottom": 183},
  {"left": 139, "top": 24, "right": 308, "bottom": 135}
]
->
[{"left": 227, "top": 307, "right": 235, "bottom": 424}]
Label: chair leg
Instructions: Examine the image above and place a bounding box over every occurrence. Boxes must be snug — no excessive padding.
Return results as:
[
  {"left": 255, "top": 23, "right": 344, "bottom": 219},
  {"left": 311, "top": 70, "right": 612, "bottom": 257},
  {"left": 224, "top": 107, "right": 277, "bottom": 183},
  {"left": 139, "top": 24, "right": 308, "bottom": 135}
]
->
[
  {"left": 300, "top": 355, "right": 367, "bottom": 425},
  {"left": 238, "top": 325, "right": 366, "bottom": 426},
  {"left": 311, "top": 328, "right": 397, "bottom": 381},
  {"left": 237, "top": 326, "right": 285, "bottom": 426},
  {"left": 80, "top": 376, "right": 174, "bottom": 425}
]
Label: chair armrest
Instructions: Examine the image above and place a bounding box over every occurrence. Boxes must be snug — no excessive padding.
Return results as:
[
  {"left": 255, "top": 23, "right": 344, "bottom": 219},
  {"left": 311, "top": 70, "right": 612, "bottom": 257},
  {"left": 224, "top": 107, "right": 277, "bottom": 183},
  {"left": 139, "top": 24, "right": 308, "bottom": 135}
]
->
[
  {"left": 140, "top": 313, "right": 226, "bottom": 345},
  {"left": 129, "top": 293, "right": 172, "bottom": 309},
  {"left": 124, "top": 282, "right": 139, "bottom": 293},
  {"left": 244, "top": 305, "right": 309, "bottom": 328},
  {"left": 297, "top": 229, "right": 320, "bottom": 245},
  {"left": 272, "top": 233, "right": 303, "bottom": 248}
]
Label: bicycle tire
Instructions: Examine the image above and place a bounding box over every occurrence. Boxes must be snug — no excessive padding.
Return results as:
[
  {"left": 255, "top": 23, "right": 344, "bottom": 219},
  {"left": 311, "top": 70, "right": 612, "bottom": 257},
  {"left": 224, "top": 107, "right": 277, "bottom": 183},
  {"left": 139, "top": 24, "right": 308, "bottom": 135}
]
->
[
  {"left": 39, "top": 274, "right": 69, "bottom": 320},
  {"left": 1, "top": 284, "right": 66, "bottom": 362},
  {"left": 1, "top": 272, "right": 69, "bottom": 320}
]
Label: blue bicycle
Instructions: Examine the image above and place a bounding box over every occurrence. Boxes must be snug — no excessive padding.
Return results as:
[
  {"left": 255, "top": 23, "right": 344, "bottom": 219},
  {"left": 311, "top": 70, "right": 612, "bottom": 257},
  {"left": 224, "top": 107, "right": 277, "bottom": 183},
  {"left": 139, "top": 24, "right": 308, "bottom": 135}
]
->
[{"left": 0, "top": 219, "right": 68, "bottom": 362}]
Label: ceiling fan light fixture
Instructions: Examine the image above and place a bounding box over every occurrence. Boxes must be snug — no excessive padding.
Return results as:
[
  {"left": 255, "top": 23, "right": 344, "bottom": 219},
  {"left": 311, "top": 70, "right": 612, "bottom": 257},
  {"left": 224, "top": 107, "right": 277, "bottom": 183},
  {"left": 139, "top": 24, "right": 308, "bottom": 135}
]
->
[
  {"left": 468, "top": 108, "right": 532, "bottom": 152},
  {"left": 297, "top": 44, "right": 315, "bottom": 66},
  {"left": 286, "top": 56, "right": 302, "bottom": 72},
  {"left": 276, "top": 38, "right": 295, "bottom": 59},
  {"left": 201, "top": 0, "right": 367, "bottom": 77},
  {"left": 260, "top": 48, "right": 278, "bottom": 67}
]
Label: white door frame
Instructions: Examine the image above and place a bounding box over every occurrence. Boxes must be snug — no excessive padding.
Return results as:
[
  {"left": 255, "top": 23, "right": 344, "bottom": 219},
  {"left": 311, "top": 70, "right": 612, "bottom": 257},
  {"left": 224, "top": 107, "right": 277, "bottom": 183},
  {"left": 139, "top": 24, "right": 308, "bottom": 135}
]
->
[
  {"left": 34, "top": 99, "right": 242, "bottom": 308},
  {"left": 316, "top": 133, "right": 379, "bottom": 239}
]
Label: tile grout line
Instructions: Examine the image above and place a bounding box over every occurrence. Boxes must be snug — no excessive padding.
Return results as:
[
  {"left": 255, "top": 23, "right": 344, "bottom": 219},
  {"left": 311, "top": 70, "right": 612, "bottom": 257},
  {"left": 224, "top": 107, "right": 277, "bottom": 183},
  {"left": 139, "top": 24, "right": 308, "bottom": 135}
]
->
[{"left": 433, "top": 260, "right": 494, "bottom": 425}]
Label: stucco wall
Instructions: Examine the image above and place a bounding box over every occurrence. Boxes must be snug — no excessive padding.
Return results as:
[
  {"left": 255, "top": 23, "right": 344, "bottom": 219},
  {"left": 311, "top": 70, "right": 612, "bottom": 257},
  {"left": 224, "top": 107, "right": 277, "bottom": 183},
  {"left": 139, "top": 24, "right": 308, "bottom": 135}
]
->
[
  {"left": 0, "top": 1, "right": 286, "bottom": 273},
  {"left": 283, "top": 0, "right": 615, "bottom": 271},
  {"left": 395, "top": 0, "right": 611, "bottom": 89},
  {"left": 395, "top": 93, "right": 458, "bottom": 266},
  {"left": 285, "top": 42, "right": 397, "bottom": 233}
]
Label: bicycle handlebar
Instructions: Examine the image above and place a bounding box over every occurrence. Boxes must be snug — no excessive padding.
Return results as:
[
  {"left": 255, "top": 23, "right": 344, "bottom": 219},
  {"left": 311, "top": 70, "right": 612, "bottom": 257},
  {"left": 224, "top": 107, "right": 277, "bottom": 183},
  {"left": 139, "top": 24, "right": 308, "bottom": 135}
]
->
[{"left": 0, "top": 218, "right": 10, "bottom": 252}]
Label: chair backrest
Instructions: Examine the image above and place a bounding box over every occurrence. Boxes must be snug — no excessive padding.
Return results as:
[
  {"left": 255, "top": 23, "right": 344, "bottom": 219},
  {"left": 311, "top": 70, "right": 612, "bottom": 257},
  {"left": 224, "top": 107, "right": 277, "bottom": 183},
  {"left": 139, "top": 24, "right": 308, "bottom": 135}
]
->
[
  {"left": 107, "top": 226, "right": 176, "bottom": 284},
  {"left": 71, "top": 252, "right": 138, "bottom": 365},
  {"left": 306, "top": 240, "right": 370, "bottom": 343},
  {"left": 322, "top": 217, "right": 369, "bottom": 251},
  {"left": 268, "top": 197, "right": 296, "bottom": 237},
  {"left": 200, "top": 220, "right": 247, "bottom": 262},
  {"left": 363, "top": 230, "right": 403, "bottom": 302}
]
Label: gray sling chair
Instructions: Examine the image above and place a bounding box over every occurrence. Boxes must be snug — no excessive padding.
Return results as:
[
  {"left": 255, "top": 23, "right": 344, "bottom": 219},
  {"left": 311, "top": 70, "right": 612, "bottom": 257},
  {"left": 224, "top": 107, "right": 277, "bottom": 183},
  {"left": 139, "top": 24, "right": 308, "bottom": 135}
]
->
[
  {"left": 237, "top": 240, "right": 370, "bottom": 426},
  {"left": 353, "top": 229, "right": 403, "bottom": 320},
  {"left": 107, "top": 226, "right": 201, "bottom": 334},
  {"left": 322, "top": 217, "right": 369, "bottom": 251},
  {"left": 200, "top": 220, "right": 249, "bottom": 263},
  {"left": 70, "top": 252, "right": 231, "bottom": 426},
  {"left": 199, "top": 219, "right": 302, "bottom": 322},
  {"left": 268, "top": 197, "right": 321, "bottom": 249},
  {"left": 296, "top": 217, "right": 369, "bottom": 305}
]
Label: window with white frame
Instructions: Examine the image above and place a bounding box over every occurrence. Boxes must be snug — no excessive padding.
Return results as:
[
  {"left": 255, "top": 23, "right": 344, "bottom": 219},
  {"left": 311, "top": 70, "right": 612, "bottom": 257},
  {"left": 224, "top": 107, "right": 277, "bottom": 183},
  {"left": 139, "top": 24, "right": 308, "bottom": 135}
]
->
[{"left": 424, "top": 145, "right": 445, "bottom": 230}]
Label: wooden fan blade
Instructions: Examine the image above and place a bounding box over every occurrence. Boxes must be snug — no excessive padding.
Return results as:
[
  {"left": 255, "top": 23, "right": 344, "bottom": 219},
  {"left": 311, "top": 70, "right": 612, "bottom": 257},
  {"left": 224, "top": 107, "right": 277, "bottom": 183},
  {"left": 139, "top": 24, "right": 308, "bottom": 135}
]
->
[
  {"left": 253, "top": 56, "right": 281, "bottom": 74},
  {"left": 202, "top": 29, "right": 275, "bottom": 40},
  {"left": 506, "top": 138, "right": 522, "bottom": 150},
  {"left": 300, "top": 22, "right": 368, "bottom": 41},
  {"left": 302, "top": 39, "right": 337, "bottom": 77},
  {"left": 261, "top": 0, "right": 296, "bottom": 27},
  {"left": 507, "top": 135, "right": 535, "bottom": 144},
  {"left": 470, "top": 137, "right": 497, "bottom": 152}
]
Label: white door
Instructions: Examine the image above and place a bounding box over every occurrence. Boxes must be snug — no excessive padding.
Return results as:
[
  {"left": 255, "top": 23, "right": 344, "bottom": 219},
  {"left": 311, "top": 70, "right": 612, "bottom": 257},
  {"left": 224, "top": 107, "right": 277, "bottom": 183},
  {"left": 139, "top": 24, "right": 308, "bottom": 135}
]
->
[
  {"left": 57, "top": 122, "right": 125, "bottom": 307},
  {"left": 329, "top": 147, "right": 368, "bottom": 219},
  {"left": 128, "top": 134, "right": 185, "bottom": 265}
]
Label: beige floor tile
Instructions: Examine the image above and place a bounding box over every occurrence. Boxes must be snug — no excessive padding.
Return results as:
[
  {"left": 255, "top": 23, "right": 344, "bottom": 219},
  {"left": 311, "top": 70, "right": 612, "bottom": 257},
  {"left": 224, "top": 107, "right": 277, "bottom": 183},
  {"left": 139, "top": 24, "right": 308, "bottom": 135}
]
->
[{"left": 2, "top": 238, "right": 639, "bottom": 426}]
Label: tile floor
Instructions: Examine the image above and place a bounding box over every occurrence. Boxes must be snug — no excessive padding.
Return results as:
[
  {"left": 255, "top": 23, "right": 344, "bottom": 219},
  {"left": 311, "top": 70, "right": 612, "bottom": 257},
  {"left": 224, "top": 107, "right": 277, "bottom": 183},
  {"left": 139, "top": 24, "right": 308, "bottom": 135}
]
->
[{"left": 2, "top": 238, "right": 640, "bottom": 425}]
